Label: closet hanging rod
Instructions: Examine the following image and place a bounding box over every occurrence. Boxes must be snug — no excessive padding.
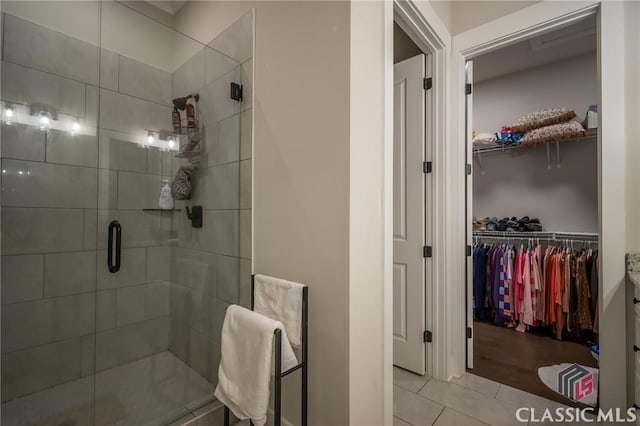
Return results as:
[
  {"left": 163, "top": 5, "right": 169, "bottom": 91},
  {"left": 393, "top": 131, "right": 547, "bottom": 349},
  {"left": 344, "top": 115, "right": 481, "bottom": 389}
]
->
[{"left": 473, "top": 230, "right": 598, "bottom": 242}]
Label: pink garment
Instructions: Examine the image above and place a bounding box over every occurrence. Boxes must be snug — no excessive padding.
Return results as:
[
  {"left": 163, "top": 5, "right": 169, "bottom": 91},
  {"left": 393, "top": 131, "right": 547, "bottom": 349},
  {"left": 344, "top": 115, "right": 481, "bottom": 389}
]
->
[
  {"left": 535, "top": 245, "right": 545, "bottom": 323},
  {"left": 512, "top": 250, "right": 524, "bottom": 319},
  {"left": 522, "top": 249, "right": 533, "bottom": 325}
]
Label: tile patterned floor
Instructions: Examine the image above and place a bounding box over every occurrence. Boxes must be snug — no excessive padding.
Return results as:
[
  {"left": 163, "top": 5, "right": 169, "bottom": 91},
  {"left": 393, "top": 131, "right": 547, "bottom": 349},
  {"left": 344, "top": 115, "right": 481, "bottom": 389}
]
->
[{"left": 393, "top": 367, "right": 598, "bottom": 426}]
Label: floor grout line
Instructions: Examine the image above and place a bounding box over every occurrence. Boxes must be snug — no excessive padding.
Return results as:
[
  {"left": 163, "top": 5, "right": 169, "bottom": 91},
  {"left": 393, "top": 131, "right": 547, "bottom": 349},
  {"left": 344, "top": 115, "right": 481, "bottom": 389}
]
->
[{"left": 430, "top": 405, "right": 446, "bottom": 426}]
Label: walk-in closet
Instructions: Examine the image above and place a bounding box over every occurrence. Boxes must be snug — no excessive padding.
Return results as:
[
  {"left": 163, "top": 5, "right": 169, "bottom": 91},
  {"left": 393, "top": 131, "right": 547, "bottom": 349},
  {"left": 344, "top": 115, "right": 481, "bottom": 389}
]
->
[{"left": 467, "top": 15, "right": 600, "bottom": 408}]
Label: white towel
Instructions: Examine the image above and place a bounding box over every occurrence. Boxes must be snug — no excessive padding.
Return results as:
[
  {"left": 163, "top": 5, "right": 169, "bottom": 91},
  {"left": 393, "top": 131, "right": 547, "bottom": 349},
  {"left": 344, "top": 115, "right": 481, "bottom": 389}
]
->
[
  {"left": 215, "top": 305, "right": 298, "bottom": 426},
  {"left": 253, "top": 274, "right": 305, "bottom": 347}
]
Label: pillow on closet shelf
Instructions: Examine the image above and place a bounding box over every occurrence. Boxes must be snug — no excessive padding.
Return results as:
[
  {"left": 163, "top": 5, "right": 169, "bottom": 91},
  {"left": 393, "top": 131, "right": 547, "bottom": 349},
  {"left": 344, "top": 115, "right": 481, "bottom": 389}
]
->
[
  {"left": 511, "top": 107, "right": 577, "bottom": 133},
  {"left": 519, "top": 121, "right": 586, "bottom": 147}
]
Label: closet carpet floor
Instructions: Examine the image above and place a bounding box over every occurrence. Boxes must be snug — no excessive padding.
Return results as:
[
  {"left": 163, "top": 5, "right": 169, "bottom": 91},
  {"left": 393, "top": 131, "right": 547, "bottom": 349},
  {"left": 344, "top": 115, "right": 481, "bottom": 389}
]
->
[{"left": 471, "top": 321, "right": 598, "bottom": 408}]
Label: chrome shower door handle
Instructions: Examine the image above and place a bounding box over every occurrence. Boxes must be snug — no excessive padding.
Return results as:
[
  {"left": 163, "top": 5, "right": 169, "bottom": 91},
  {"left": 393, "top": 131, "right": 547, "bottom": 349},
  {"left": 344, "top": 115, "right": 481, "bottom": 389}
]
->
[{"left": 108, "top": 220, "right": 121, "bottom": 273}]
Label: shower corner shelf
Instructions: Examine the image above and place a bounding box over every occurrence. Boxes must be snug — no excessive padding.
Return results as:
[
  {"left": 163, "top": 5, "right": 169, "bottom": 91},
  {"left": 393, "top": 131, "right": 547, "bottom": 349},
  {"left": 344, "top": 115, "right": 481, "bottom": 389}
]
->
[
  {"left": 174, "top": 150, "right": 201, "bottom": 159},
  {"left": 142, "top": 208, "right": 182, "bottom": 212}
]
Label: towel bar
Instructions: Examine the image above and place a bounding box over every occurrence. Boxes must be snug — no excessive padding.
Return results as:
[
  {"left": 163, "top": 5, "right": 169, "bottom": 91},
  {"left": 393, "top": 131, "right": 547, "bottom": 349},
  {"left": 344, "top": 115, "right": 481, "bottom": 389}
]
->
[{"left": 223, "top": 274, "right": 308, "bottom": 426}]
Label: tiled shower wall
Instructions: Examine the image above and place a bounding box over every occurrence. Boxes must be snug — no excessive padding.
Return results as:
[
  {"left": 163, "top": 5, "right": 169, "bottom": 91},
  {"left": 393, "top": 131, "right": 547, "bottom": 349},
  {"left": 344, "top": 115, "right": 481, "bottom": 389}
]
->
[
  {"left": 168, "top": 11, "right": 253, "bottom": 385},
  {"left": 1, "top": 13, "right": 174, "bottom": 402}
]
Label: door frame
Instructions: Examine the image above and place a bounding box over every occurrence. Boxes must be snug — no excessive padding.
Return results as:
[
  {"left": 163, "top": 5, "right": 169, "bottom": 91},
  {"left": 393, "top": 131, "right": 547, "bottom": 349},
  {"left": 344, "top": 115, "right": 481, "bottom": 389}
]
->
[
  {"left": 393, "top": 0, "right": 450, "bottom": 379},
  {"left": 450, "top": 1, "right": 628, "bottom": 410}
]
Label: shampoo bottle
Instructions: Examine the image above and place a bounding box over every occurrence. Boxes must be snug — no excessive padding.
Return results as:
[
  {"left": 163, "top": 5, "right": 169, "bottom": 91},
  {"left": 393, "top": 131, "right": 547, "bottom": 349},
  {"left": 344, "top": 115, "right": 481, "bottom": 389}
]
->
[{"left": 159, "top": 180, "right": 174, "bottom": 210}]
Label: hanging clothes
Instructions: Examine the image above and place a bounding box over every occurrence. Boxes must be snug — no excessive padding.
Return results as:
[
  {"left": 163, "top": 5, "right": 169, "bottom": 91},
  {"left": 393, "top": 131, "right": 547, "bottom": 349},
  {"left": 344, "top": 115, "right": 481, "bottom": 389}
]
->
[{"left": 471, "top": 235, "right": 598, "bottom": 342}]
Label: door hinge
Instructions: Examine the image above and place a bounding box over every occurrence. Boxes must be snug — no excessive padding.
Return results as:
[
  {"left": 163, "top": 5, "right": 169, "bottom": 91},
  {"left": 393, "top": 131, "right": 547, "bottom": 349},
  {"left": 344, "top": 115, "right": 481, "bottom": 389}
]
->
[
  {"left": 424, "top": 330, "right": 433, "bottom": 343},
  {"left": 465, "top": 163, "right": 472, "bottom": 175},
  {"left": 230, "top": 82, "right": 243, "bottom": 102},
  {"left": 423, "top": 77, "right": 433, "bottom": 90},
  {"left": 466, "top": 245, "right": 472, "bottom": 256},
  {"left": 423, "top": 246, "right": 432, "bottom": 258},
  {"left": 423, "top": 161, "right": 432, "bottom": 174},
  {"left": 466, "top": 327, "right": 473, "bottom": 339},
  {"left": 465, "top": 83, "right": 472, "bottom": 95}
]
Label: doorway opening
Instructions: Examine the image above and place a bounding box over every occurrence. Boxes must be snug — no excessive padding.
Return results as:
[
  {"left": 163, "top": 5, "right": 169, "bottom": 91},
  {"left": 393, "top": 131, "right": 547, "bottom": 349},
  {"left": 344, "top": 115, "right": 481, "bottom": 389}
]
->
[{"left": 465, "top": 15, "right": 600, "bottom": 408}]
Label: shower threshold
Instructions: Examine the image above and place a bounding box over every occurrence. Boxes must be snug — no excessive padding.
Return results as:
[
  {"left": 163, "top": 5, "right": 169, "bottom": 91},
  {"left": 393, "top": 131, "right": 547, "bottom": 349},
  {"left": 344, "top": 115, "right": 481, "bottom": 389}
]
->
[{"left": 2, "top": 351, "right": 215, "bottom": 426}]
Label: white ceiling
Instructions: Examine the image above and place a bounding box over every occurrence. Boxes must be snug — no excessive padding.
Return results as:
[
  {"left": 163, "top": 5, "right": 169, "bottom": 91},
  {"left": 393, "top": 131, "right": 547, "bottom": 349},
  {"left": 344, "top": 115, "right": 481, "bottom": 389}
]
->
[
  {"left": 144, "top": 0, "right": 187, "bottom": 16},
  {"left": 473, "top": 15, "right": 597, "bottom": 83}
]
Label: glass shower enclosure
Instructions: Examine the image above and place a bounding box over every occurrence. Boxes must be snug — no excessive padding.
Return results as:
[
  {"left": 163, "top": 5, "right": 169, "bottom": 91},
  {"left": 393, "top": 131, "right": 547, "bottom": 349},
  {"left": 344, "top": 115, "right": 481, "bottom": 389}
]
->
[{"left": 1, "top": 2, "right": 254, "bottom": 425}]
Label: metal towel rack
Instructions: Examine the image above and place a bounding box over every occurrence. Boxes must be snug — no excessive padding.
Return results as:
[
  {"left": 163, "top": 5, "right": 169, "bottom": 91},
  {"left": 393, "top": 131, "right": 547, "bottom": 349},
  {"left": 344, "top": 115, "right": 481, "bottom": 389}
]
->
[{"left": 223, "top": 275, "right": 308, "bottom": 426}]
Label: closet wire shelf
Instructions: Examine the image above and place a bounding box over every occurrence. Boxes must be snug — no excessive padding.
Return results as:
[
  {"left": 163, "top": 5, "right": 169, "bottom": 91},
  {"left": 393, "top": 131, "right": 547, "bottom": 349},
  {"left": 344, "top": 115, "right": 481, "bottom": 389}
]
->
[
  {"left": 473, "top": 230, "right": 598, "bottom": 242},
  {"left": 473, "top": 128, "right": 597, "bottom": 156}
]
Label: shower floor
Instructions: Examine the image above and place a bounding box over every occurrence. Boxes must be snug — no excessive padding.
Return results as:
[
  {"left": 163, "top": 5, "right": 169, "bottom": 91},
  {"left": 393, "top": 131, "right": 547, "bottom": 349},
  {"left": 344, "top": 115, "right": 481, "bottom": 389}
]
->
[{"left": 2, "top": 351, "right": 215, "bottom": 426}]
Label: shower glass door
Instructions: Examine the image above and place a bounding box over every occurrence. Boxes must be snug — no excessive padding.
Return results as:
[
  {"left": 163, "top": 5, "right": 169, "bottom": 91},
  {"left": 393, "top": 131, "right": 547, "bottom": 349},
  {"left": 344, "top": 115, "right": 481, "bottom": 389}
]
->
[
  {"left": 1, "top": 1, "right": 248, "bottom": 425},
  {"left": 0, "top": 1, "right": 101, "bottom": 425}
]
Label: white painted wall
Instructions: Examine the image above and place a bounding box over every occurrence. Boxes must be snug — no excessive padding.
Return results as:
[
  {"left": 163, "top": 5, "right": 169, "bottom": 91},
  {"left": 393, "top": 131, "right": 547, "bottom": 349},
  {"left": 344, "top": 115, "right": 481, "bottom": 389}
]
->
[
  {"left": 176, "top": 2, "right": 353, "bottom": 425},
  {"left": 624, "top": 0, "right": 640, "bottom": 406},
  {"left": 350, "top": 1, "right": 393, "bottom": 424},
  {"left": 451, "top": 0, "right": 541, "bottom": 35},
  {"left": 473, "top": 53, "right": 598, "bottom": 232}
]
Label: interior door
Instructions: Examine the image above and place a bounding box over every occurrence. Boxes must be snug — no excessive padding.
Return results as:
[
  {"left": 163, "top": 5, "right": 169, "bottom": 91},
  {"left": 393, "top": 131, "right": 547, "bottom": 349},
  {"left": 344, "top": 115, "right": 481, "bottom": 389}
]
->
[
  {"left": 465, "top": 60, "right": 474, "bottom": 369},
  {"left": 393, "top": 54, "right": 426, "bottom": 374}
]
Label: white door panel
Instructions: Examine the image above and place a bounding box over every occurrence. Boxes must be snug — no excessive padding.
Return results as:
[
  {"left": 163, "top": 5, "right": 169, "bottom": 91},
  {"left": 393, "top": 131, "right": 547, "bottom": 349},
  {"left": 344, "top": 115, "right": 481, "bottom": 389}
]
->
[
  {"left": 393, "top": 54, "right": 426, "bottom": 375},
  {"left": 465, "top": 60, "right": 474, "bottom": 369}
]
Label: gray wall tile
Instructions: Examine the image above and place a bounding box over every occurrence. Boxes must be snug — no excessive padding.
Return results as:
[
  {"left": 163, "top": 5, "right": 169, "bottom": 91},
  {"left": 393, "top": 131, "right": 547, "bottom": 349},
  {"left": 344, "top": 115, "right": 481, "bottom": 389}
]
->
[
  {"left": 240, "top": 159, "right": 251, "bottom": 209},
  {"left": 85, "top": 84, "right": 99, "bottom": 129},
  {"left": 173, "top": 48, "right": 205, "bottom": 98},
  {"left": 46, "top": 130, "right": 98, "bottom": 168},
  {"left": 2, "top": 208, "right": 84, "bottom": 255},
  {"left": 81, "top": 334, "right": 95, "bottom": 377},
  {"left": 176, "top": 209, "right": 238, "bottom": 256},
  {"left": 239, "top": 109, "right": 252, "bottom": 160},
  {"left": 84, "top": 209, "right": 98, "bottom": 250},
  {"left": 147, "top": 281, "right": 170, "bottom": 319},
  {"left": 215, "top": 114, "right": 240, "bottom": 165},
  {"left": 241, "top": 59, "right": 252, "bottom": 112},
  {"left": 216, "top": 255, "right": 238, "bottom": 304},
  {"left": 116, "top": 284, "right": 147, "bottom": 326},
  {"left": 147, "top": 146, "right": 173, "bottom": 176},
  {"left": 98, "top": 169, "right": 118, "bottom": 209},
  {"left": 2, "top": 293, "right": 95, "bottom": 353},
  {"left": 95, "top": 316, "right": 170, "bottom": 371},
  {"left": 206, "top": 11, "right": 253, "bottom": 64},
  {"left": 1, "top": 255, "right": 44, "bottom": 304},
  {"left": 198, "top": 68, "right": 241, "bottom": 124},
  {"left": 99, "top": 89, "right": 170, "bottom": 136},
  {"left": 147, "top": 246, "right": 171, "bottom": 282},
  {"left": 118, "top": 172, "right": 165, "bottom": 210},
  {"left": 97, "top": 247, "right": 146, "bottom": 290},
  {"left": 3, "top": 14, "right": 99, "bottom": 85},
  {"left": 1, "top": 338, "right": 82, "bottom": 402},
  {"left": 209, "top": 297, "right": 229, "bottom": 345},
  {"left": 239, "top": 259, "right": 252, "bottom": 308},
  {"left": 193, "top": 163, "right": 239, "bottom": 210},
  {"left": 100, "top": 49, "right": 119, "bottom": 92},
  {"left": 44, "top": 251, "right": 96, "bottom": 297},
  {"left": 171, "top": 248, "right": 216, "bottom": 295},
  {"left": 239, "top": 209, "right": 251, "bottom": 259},
  {"left": 188, "top": 329, "right": 220, "bottom": 384},
  {"left": 204, "top": 48, "right": 239, "bottom": 86},
  {"left": 1, "top": 123, "right": 46, "bottom": 162},
  {"left": 97, "top": 289, "right": 116, "bottom": 331},
  {"left": 98, "top": 131, "right": 147, "bottom": 173},
  {"left": 119, "top": 56, "right": 172, "bottom": 106},
  {"left": 1, "top": 159, "right": 97, "bottom": 208},
  {"left": 96, "top": 210, "right": 165, "bottom": 249},
  {"left": 1, "top": 61, "right": 86, "bottom": 118}
]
